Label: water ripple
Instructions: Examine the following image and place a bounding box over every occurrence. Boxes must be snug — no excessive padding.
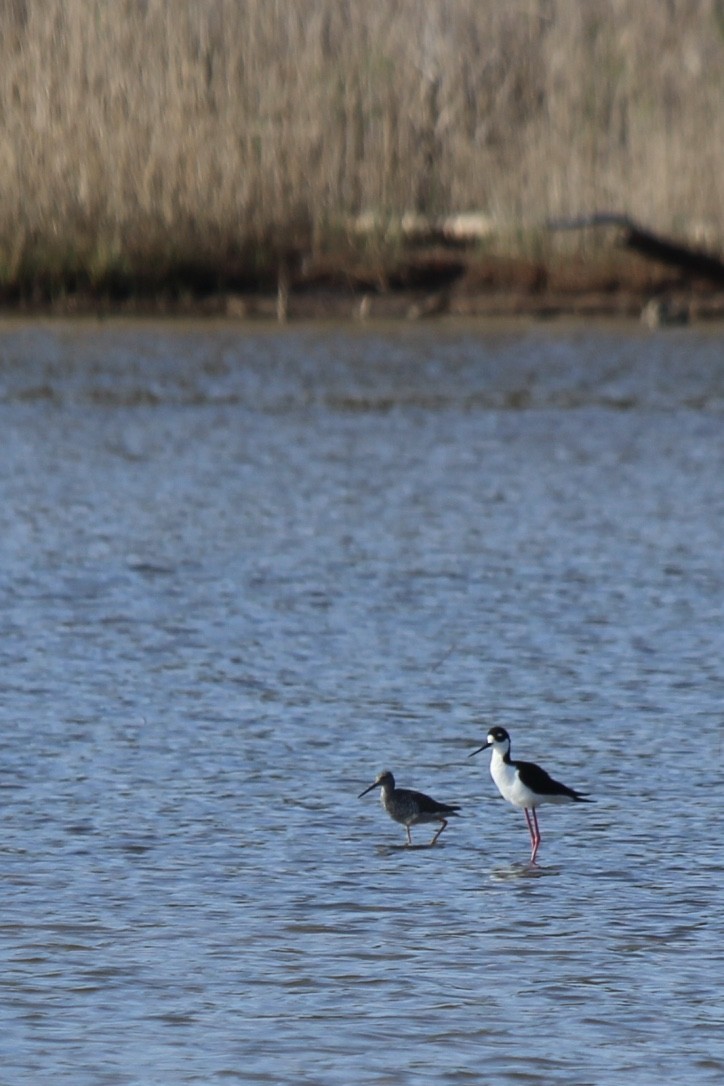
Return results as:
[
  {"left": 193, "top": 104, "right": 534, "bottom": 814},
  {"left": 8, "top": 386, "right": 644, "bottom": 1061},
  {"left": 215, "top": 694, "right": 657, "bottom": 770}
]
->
[{"left": 0, "top": 322, "right": 723, "bottom": 1084}]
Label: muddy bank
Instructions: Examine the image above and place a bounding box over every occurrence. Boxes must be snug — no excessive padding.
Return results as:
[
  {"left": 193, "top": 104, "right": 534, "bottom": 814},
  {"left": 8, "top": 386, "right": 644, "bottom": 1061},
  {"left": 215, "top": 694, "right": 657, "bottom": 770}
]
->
[{"left": 1, "top": 249, "right": 723, "bottom": 324}]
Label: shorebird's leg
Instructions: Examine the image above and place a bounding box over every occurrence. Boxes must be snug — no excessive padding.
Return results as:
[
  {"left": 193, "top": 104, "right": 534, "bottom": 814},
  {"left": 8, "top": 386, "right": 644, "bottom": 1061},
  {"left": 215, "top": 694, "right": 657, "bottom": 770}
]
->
[
  {"left": 523, "top": 808, "right": 538, "bottom": 863},
  {"left": 524, "top": 807, "right": 535, "bottom": 845},
  {"left": 529, "top": 808, "right": 542, "bottom": 864},
  {"left": 405, "top": 824, "right": 412, "bottom": 846},
  {"left": 430, "top": 818, "right": 448, "bottom": 846}
]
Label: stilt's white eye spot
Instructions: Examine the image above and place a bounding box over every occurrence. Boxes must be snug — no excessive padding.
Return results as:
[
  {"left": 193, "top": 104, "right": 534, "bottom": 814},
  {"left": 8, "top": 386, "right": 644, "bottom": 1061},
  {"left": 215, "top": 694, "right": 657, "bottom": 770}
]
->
[{"left": 488, "top": 726, "right": 510, "bottom": 745}]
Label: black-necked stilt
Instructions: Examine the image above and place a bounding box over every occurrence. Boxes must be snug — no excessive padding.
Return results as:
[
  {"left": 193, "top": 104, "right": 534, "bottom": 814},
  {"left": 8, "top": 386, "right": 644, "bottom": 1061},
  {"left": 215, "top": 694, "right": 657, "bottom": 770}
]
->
[
  {"left": 358, "top": 770, "right": 461, "bottom": 846},
  {"left": 469, "top": 726, "right": 591, "bottom": 862}
]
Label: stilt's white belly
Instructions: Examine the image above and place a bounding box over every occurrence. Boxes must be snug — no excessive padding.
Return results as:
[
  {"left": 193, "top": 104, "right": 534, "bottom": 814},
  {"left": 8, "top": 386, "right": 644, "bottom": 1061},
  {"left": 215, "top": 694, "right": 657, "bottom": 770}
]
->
[
  {"left": 494, "top": 760, "right": 547, "bottom": 812},
  {"left": 491, "top": 756, "right": 571, "bottom": 808},
  {"left": 491, "top": 759, "right": 532, "bottom": 807}
]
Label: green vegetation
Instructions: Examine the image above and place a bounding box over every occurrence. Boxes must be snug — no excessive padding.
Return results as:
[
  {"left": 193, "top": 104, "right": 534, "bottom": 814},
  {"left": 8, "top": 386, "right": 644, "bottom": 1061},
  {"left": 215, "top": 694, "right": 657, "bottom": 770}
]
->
[{"left": 0, "top": 0, "right": 721, "bottom": 304}]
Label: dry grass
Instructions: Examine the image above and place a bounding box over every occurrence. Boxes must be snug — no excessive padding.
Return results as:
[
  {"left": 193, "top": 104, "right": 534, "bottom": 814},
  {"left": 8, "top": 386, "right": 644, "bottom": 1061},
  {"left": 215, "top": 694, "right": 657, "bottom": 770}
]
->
[{"left": 0, "top": 0, "right": 722, "bottom": 296}]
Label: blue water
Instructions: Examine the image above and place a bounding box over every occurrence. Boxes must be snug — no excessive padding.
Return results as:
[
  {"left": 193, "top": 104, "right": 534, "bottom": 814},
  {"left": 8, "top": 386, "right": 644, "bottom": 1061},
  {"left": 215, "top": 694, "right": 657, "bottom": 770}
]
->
[{"left": 0, "top": 320, "right": 723, "bottom": 1084}]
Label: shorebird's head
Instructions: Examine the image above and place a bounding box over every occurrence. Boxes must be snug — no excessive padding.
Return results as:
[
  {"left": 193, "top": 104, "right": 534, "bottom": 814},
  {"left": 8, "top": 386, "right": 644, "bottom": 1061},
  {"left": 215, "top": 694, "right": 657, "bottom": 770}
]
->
[
  {"left": 468, "top": 726, "right": 511, "bottom": 758},
  {"left": 358, "top": 769, "right": 395, "bottom": 798}
]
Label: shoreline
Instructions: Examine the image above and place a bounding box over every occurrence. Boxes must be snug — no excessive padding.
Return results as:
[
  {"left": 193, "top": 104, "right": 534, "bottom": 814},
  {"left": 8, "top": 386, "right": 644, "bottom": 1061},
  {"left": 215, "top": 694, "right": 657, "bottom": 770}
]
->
[
  {"left": 2, "top": 286, "right": 722, "bottom": 326},
  {"left": 1, "top": 244, "right": 722, "bottom": 326}
]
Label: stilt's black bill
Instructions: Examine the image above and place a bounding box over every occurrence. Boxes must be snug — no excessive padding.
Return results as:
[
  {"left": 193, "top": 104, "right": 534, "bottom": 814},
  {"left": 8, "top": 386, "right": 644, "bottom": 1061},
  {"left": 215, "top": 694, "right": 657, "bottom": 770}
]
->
[{"left": 468, "top": 741, "right": 491, "bottom": 757}]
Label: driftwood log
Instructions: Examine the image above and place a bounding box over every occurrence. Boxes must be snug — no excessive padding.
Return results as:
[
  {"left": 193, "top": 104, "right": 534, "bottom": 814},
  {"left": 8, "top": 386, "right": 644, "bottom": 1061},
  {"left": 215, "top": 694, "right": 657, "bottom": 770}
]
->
[{"left": 547, "top": 214, "right": 724, "bottom": 285}]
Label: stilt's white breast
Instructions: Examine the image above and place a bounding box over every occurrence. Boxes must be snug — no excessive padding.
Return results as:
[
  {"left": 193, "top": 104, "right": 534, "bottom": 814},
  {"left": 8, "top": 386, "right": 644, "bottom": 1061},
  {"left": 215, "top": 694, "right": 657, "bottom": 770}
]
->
[{"left": 490, "top": 752, "right": 538, "bottom": 808}]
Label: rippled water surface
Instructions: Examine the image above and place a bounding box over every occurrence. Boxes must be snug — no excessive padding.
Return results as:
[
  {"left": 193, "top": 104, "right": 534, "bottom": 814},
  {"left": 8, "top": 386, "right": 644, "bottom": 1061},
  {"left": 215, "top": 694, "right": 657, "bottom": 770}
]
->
[{"left": 1, "top": 320, "right": 723, "bottom": 1084}]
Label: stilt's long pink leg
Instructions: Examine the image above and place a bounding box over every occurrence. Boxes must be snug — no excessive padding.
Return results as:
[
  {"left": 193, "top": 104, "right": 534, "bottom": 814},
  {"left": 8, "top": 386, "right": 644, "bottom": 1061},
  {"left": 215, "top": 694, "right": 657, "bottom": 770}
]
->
[
  {"left": 524, "top": 808, "right": 535, "bottom": 844},
  {"left": 530, "top": 808, "right": 542, "bottom": 863}
]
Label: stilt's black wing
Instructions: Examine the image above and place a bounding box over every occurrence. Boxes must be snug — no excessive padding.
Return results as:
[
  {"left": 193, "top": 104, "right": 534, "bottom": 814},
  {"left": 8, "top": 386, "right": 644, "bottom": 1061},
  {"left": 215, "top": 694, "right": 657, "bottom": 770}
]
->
[{"left": 515, "top": 760, "right": 590, "bottom": 801}]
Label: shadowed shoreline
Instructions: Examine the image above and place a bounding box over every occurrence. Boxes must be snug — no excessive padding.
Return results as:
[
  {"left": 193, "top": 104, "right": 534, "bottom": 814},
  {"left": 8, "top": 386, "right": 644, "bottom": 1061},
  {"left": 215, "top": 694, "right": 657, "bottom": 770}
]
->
[{"left": 3, "top": 248, "right": 721, "bottom": 324}]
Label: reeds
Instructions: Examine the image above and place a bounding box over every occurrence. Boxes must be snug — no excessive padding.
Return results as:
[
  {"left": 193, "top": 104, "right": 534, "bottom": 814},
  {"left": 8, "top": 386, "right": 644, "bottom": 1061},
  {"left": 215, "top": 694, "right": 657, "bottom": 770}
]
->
[{"left": 0, "top": 0, "right": 721, "bottom": 296}]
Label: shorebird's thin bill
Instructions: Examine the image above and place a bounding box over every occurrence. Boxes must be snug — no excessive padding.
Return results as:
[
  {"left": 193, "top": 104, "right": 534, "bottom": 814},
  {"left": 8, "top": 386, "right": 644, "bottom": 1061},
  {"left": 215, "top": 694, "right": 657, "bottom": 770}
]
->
[
  {"left": 468, "top": 741, "right": 491, "bottom": 757},
  {"left": 358, "top": 781, "right": 378, "bottom": 798}
]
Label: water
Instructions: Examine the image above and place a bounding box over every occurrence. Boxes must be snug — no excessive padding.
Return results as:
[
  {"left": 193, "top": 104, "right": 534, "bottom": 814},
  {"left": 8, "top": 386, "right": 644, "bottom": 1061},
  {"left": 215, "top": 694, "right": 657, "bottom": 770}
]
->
[{"left": 0, "top": 320, "right": 723, "bottom": 1084}]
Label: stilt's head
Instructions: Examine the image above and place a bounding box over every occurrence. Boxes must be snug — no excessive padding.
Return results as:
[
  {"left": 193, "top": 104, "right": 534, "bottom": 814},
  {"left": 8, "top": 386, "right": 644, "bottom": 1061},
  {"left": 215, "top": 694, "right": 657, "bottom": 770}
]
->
[
  {"left": 468, "top": 726, "right": 511, "bottom": 758},
  {"left": 358, "top": 769, "right": 395, "bottom": 799}
]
